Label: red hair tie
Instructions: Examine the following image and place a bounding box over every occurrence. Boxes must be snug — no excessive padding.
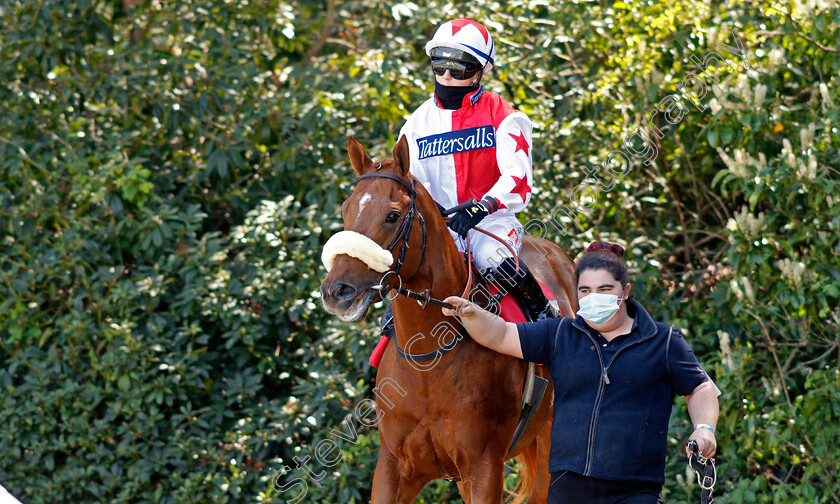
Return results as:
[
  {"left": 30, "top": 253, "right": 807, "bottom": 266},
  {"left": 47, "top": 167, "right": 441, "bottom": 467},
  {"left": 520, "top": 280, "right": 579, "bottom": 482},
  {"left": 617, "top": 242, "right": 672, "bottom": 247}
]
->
[{"left": 586, "top": 241, "right": 625, "bottom": 258}]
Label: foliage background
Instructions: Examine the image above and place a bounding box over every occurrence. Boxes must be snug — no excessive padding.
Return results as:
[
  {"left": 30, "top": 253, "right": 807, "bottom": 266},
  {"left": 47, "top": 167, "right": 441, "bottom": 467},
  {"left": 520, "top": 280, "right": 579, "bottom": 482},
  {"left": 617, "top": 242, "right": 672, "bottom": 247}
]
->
[{"left": 1, "top": 0, "right": 838, "bottom": 502}]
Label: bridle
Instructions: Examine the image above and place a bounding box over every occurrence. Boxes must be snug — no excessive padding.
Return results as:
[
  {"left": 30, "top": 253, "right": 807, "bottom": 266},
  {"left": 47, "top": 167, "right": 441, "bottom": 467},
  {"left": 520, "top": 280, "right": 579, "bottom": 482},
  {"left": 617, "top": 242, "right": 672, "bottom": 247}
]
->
[
  {"left": 356, "top": 168, "right": 519, "bottom": 362},
  {"left": 356, "top": 170, "right": 470, "bottom": 312},
  {"left": 357, "top": 169, "right": 463, "bottom": 363},
  {"left": 357, "top": 171, "right": 427, "bottom": 282}
]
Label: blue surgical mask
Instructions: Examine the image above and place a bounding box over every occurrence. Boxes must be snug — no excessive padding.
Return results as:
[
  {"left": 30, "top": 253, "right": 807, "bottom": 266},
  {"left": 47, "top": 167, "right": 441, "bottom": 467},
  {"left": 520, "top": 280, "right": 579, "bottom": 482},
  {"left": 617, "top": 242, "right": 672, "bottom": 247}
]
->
[{"left": 577, "top": 292, "right": 624, "bottom": 325}]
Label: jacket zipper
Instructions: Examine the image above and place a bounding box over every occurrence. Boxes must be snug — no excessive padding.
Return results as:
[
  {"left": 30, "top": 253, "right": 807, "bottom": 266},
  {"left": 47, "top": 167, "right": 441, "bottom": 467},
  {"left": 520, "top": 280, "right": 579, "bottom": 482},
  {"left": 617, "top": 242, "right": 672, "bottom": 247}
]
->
[
  {"left": 575, "top": 321, "right": 652, "bottom": 476},
  {"left": 582, "top": 329, "right": 605, "bottom": 476}
]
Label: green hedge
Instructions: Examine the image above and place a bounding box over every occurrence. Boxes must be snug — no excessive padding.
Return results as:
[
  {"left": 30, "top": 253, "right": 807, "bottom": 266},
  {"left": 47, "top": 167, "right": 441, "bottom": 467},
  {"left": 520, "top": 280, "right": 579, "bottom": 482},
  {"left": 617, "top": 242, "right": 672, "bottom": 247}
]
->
[{"left": 1, "top": 0, "right": 838, "bottom": 502}]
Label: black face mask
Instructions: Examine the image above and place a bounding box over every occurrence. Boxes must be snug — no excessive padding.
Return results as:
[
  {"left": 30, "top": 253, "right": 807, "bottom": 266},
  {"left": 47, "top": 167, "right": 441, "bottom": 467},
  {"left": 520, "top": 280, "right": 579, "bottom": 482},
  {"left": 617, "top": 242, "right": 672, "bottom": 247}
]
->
[{"left": 435, "top": 81, "right": 480, "bottom": 110}]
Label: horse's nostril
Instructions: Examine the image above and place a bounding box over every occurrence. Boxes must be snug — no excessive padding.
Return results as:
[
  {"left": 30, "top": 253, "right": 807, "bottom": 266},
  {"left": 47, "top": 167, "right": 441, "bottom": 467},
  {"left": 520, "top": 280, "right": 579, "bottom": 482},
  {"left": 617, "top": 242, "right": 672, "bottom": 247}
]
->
[{"left": 330, "top": 282, "right": 357, "bottom": 302}]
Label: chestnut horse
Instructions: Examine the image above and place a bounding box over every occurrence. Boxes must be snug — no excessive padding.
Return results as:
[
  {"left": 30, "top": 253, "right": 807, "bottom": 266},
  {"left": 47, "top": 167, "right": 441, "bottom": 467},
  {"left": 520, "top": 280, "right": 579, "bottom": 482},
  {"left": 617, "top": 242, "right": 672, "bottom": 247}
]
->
[{"left": 320, "top": 136, "right": 577, "bottom": 503}]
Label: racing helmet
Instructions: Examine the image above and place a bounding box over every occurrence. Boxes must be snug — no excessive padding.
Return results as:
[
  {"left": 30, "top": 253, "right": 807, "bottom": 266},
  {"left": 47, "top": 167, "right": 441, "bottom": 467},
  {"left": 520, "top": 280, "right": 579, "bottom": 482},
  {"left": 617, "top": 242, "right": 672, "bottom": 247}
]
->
[{"left": 424, "top": 18, "right": 496, "bottom": 72}]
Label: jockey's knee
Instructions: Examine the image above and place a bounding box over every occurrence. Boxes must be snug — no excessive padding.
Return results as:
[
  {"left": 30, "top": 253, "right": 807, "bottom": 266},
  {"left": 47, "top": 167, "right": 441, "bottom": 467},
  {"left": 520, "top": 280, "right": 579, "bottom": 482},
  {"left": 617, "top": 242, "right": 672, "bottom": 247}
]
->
[{"left": 473, "top": 241, "right": 514, "bottom": 271}]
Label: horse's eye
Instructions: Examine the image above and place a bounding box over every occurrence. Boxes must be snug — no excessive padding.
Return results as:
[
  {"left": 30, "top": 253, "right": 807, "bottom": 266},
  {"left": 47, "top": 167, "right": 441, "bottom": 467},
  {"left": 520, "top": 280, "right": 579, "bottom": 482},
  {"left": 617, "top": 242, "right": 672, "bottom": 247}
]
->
[{"left": 385, "top": 211, "right": 400, "bottom": 224}]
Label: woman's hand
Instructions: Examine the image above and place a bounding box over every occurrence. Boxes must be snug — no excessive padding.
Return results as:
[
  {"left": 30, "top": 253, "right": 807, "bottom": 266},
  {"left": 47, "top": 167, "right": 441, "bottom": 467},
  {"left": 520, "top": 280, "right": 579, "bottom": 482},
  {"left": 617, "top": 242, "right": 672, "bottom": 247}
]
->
[
  {"left": 441, "top": 296, "right": 478, "bottom": 318},
  {"left": 441, "top": 296, "right": 523, "bottom": 359},
  {"left": 686, "top": 428, "right": 717, "bottom": 459}
]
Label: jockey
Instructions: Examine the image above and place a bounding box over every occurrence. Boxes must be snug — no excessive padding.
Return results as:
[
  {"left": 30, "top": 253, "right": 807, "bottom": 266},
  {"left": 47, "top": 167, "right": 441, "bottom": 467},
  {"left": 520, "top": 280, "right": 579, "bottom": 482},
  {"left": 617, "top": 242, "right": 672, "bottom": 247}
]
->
[{"left": 381, "top": 18, "right": 554, "bottom": 340}]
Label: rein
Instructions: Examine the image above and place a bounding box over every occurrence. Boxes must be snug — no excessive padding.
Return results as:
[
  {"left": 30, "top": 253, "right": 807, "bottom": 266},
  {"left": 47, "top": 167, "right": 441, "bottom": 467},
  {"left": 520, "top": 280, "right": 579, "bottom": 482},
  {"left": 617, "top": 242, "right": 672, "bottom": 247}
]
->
[{"left": 358, "top": 171, "right": 520, "bottom": 362}]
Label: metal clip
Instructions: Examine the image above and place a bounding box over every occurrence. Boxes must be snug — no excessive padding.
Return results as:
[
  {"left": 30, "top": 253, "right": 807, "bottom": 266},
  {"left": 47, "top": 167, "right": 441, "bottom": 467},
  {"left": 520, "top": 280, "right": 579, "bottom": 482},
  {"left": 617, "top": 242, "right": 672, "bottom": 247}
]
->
[
  {"left": 701, "top": 472, "right": 716, "bottom": 491},
  {"left": 686, "top": 440, "right": 717, "bottom": 492}
]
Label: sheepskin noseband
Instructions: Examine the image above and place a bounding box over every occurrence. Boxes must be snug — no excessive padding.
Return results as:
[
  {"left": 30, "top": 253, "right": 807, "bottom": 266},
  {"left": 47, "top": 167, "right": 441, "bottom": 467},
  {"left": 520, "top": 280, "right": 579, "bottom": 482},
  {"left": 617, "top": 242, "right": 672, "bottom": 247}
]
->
[{"left": 322, "top": 231, "right": 394, "bottom": 273}]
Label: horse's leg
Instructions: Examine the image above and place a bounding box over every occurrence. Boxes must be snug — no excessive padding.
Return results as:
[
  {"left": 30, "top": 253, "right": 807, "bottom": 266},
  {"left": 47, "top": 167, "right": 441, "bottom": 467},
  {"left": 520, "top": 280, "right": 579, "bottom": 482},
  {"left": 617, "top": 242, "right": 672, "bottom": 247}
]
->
[
  {"left": 370, "top": 445, "right": 399, "bottom": 504},
  {"left": 456, "top": 479, "right": 473, "bottom": 504},
  {"left": 462, "top": 462, "right": 505, "bottom": 504},
  {"left": 371, "top": 445, "right": 428, "bottom": 504},
  {"left": 527, "top": 420, "right": 553, "bottom": 504}
]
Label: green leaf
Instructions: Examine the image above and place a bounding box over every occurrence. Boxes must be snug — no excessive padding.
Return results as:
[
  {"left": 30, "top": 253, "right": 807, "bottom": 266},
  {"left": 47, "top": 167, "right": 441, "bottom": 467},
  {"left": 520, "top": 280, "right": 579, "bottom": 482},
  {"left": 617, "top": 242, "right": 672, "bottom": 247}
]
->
[
  {"left": 748, "top": 185, "right": 763, "bottom": 208},
  {"left": 815, "top": 12, "right": 827, "bottom": 32},
  {"left": 739, "top": 112, "right": 753, "bottom": 126},
  {"left": 721, "top": 125, "right": 734, "bottom": 145},
  {"left": 118, "top": 375, "right": 131, "bottom": 391},
  {"left": 38, "top": 328, "right": 53, "bottom": 348},
  {"left": 822, "top": 55, "right": 833, "bottom": 75},
  {"left": 707, "top": 127, "right": 719, "bottom": 147}
]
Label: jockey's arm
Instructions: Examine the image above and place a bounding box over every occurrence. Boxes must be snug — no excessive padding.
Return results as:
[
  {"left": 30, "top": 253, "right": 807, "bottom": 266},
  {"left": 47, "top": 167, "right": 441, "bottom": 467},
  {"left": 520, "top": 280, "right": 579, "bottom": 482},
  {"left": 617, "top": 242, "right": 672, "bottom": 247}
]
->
[{"left": 441, "top": 296, "right": 523, "bottom": 359}]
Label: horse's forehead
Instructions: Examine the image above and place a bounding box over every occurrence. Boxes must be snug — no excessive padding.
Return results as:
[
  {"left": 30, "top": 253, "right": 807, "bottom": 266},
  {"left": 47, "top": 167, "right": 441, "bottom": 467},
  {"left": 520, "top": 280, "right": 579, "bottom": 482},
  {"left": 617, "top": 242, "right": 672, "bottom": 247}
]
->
[
  {"left": 352, "top": 173, "right": 407, "bottom": 204},
  {"left": 357, "top": 192, "right": 373, "bottom": 214},
  {"left": 375, "top": 158, "right": 396, "bottom": 170},
  {"left": 345, "top": 175, "right": 409, "bottom": 227}
]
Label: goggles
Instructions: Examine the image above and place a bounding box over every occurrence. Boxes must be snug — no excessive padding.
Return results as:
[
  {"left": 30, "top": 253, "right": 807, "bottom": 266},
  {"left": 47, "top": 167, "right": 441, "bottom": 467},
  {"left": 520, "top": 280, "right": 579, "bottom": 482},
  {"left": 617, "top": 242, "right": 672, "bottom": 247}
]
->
[{"left": 429, "top": 47, "right": 482, "bottom": 80}]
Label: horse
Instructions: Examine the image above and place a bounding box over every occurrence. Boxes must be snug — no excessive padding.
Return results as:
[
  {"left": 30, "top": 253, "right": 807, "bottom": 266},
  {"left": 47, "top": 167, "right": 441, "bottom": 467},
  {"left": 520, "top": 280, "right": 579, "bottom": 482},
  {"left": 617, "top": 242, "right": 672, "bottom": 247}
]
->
[{"left": 320, "top": 136, "right": 578, "bottom": 503}]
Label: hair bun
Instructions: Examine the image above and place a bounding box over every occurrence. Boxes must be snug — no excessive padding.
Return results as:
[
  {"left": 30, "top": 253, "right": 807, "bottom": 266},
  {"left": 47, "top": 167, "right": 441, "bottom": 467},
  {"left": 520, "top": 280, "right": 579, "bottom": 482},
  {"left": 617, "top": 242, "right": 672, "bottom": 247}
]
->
[{"left": 586, "top": 241, "right": 625, "bottom": 258}]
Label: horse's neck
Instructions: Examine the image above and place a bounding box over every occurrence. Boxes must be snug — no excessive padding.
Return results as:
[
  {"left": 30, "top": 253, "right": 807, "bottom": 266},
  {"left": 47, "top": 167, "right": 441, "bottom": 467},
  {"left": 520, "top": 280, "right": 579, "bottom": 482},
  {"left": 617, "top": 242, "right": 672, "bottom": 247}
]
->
[
  {"left": 391, "top": 193, "right": 469, "bottom": 353},
  {"left": 415, "top": 191, "right": 469, "bottom": 294}
]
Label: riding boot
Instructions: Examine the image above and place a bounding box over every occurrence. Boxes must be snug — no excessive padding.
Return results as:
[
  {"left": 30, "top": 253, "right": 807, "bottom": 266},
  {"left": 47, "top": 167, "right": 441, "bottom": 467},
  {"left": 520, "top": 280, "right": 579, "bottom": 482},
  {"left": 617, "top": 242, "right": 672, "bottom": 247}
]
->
[
  {"left": 492, "top": 257, "right": 555, "bottom": 322},
  {"left": 380, "top": 305, "right": 395, "bottom": 338}
]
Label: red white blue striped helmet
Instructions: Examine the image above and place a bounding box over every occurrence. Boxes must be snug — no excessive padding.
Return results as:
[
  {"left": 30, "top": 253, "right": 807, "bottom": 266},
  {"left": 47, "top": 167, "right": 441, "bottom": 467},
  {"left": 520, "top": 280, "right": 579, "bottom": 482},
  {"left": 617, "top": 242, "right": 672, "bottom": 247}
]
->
[{"left": 424, "top": 18, "right": 496, "bottom": 72}]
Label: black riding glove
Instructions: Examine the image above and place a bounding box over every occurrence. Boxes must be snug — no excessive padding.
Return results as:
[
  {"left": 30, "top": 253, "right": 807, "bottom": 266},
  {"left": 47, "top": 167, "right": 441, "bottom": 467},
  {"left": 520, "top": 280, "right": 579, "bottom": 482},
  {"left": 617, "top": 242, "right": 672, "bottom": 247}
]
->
[{"left": 446, "top": 198, "right": 493, "bottom": 238}]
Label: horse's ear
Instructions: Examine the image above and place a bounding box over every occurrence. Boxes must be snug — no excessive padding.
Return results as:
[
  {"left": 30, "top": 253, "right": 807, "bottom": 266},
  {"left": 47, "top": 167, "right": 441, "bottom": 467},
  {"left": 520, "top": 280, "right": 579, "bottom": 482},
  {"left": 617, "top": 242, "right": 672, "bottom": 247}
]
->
[
  {"left": 392, "top": 135, "right": 410, "bottom": 177},
  {"left": 348, "top": 137, "right": 374, "bottom": 176}
]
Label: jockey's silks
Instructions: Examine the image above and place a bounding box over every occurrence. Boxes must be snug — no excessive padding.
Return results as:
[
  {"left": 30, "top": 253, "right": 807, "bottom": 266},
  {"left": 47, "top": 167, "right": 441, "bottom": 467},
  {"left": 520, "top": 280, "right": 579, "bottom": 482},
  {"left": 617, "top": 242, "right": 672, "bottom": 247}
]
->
[{"left": 399, "top": 85, "right": 534, "bottom": 215}]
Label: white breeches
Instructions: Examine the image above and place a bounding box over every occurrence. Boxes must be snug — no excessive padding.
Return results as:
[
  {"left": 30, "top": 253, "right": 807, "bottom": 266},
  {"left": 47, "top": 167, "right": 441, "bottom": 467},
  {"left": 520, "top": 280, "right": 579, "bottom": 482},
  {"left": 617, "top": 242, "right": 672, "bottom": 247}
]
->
[{"left": 450, "top": 213, "right": 523, "bottom": 272}]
